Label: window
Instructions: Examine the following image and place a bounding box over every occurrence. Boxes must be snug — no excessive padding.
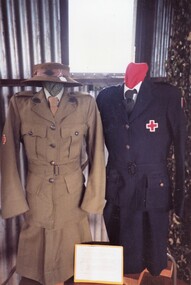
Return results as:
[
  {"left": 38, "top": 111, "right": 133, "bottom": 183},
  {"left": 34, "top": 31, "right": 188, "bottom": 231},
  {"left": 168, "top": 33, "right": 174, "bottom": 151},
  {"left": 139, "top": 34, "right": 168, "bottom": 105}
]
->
[{"left": 69, "top": 0, "right": 137, "bottom": 74}]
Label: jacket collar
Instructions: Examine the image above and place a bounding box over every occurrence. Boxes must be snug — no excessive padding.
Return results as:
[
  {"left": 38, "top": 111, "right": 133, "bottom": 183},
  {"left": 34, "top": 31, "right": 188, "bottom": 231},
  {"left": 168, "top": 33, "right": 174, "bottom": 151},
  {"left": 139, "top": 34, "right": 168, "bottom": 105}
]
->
[{"left": 31, "top": 89, "right": 77, "bottom": 122}]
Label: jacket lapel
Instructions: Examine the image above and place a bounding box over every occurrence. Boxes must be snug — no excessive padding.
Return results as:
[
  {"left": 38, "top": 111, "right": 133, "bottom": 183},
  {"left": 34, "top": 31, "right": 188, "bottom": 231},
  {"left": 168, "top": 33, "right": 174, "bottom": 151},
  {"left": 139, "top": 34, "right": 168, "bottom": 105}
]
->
[
  {"left": 55, "top": 90, "right": 78, "bottom": 122},
  {"left": 31, "top": 89, "right": 78, "bottom": 122},
  {"left": 129, "top": 79, "right": 154, "bottom": 122},
  {"left": 114, "top": 84, "right": 129, "bottom": 123},
  {"left": 31, "top": 89, "right": 53, "bottom": 122}
]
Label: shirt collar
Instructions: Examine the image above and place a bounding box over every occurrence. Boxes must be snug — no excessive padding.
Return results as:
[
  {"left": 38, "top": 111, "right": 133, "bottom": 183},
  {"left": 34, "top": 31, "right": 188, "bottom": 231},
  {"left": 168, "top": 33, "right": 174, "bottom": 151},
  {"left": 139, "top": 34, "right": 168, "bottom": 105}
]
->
[
  {"left": 124, "top": 81, "right": 142, "bottom": 101},
  {"left": 124, "top": 81, "right": 142, "bottom": 94},
  {"left": 44, "top": 87, "right": 64, "bottom": 101}
]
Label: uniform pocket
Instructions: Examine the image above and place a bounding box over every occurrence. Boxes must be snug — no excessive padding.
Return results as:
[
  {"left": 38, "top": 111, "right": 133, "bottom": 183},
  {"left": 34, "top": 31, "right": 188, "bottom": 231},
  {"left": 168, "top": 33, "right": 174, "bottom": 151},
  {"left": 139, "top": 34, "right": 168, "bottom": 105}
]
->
[
  {"left": 55, "top": 170, "right": 85, "bottom": 217},
  {"left": 64, "top": 169, "right": 84, "bottom": 194},
  {"left": 105, "top": 167, "right": 120, "bottom": 202},
  {"left": 146, "top": 174, "right": 170, "bottom": 210},
  {"left": 26, "top": 173, "right": 44, "bottom": 195},
  {"left": 25, "top": 173, "right": 53, "bottom": 226},
  {"left": 21, "top": 124, "right": 47, "bottom": 160},
  {"left": 60, "top": 124, "right": 87, "bottom": 159}
]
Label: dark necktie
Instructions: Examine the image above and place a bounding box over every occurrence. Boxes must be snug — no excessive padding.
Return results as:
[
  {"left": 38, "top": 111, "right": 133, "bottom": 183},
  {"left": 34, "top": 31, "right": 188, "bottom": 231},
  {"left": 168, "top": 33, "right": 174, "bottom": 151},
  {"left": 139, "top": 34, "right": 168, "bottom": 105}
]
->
[
  {"left": 123, "top": 89, "right": 137, "bottom": 114},
  {"left": 48, "top": 96, "right": 59, "bottom": 116}
]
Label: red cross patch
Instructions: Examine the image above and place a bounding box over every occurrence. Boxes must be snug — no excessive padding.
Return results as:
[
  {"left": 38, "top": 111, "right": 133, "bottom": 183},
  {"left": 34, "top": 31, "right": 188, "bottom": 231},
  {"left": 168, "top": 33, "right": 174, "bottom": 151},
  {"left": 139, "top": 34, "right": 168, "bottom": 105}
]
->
[
  {"left": 2, "top": 134, "right": 7, "bottom": 144},
  {"left": 146, "top": 120, "right": 158, "bottom": 132}
]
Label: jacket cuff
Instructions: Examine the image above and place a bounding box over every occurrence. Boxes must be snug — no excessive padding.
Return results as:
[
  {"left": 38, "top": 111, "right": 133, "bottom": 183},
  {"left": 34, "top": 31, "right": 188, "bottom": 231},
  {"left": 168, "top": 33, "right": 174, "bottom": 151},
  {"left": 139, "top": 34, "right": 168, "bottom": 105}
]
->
[{"left": 1, "top": 200, "right": 29, "bottom": 219}]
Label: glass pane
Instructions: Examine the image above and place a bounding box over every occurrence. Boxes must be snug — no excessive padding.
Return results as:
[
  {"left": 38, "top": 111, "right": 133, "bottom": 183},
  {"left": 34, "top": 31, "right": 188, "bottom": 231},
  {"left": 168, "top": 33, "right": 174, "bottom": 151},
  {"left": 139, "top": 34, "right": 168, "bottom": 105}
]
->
[{"left": 69, "top": 0, "right": 137, "bottom": 73}]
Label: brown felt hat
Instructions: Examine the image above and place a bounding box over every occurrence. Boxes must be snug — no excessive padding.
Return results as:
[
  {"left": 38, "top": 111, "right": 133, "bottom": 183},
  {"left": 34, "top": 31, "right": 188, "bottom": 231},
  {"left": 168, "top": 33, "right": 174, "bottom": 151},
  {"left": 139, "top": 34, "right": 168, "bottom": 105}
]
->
[{"left": 23, "top": 62, "right": 82, "bottom": 87}]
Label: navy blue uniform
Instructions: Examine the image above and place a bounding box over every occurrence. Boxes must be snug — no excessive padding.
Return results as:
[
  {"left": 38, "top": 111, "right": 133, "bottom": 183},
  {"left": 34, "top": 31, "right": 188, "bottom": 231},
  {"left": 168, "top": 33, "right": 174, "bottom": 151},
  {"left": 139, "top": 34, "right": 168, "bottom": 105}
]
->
[{"left": 96, "top": 79, "right": 186, "bottom": 275}]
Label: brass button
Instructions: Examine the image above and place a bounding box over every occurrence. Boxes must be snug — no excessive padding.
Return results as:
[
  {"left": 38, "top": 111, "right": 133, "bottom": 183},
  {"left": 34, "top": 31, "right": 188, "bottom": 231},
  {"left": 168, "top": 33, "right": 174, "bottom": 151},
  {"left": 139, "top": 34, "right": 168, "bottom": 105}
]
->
[
  {"left": 50, "top": 124, "right": 56, "bottom": 130},
  {"left": 50, "top": 160, "right": 55, "bottom": 165},
  {"left": 49, "top": 178, "right": 55, "bottom": 183},
  {"left": 125, "top": 124, "right": 129, "bottom": 130},
  {"left": 75, "top": 131, "right": 79, "bottom": 136},
  {"left": 126, "top": 144, "right": 130, "bottom": 150},
  {"left": 160, "top": 182, "right": 164, "bottom": 187}
]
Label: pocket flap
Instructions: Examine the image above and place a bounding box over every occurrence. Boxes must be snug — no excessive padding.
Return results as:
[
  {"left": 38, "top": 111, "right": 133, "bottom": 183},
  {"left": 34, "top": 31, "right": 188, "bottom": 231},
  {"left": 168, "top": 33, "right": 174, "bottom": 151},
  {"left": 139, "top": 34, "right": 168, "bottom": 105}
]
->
[
  {"left": 61, "top": 125, "right": 86, "bottom": 138},
  {"left": 64, "top": 169, "right": 84, "bottom": 193},
  {"left": 146, "top": 174, "right": 170, "bottom": 208},
  {"left": 21, "top": 125, "right": 47, "bottom": 138}
]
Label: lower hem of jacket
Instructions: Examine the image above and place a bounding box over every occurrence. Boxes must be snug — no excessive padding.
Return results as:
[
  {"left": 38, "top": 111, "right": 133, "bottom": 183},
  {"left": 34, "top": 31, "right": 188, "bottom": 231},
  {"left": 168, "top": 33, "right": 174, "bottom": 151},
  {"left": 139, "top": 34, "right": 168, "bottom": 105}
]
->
[{"left": 16, "top": 265, "right": 73, "bottom": 285}]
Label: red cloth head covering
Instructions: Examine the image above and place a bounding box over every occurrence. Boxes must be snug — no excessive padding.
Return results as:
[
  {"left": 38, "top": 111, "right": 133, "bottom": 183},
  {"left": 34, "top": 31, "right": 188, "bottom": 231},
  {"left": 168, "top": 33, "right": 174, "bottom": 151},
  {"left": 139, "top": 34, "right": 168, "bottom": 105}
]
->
[{"left": 124, "top": 62, "right": 149, "bottom": 89}]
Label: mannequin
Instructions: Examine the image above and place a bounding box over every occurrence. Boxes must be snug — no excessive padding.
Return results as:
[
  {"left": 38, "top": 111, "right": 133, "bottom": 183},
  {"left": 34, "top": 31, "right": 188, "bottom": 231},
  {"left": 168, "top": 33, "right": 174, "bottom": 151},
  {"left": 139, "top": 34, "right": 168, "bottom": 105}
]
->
[
  {"left": 124, "top": 62, "right": 148, "bottom": 89},
  {"left": 43, "top": 82, "right": 79, "bottom": 285},
  {"left": 96, "top": 62, "right": 186, "bottom": 276},
  {"left": 43, "top": 82, "right": 64, "bottom": 97},
  {"left": 19, "top": 81, "right": 64, "bottom": 285},
  {"left": 123, "top": 63, "right": 149, "bottom": 114},
  {"left": 1, "top": 62, "right": 106, "bottom": 285}
]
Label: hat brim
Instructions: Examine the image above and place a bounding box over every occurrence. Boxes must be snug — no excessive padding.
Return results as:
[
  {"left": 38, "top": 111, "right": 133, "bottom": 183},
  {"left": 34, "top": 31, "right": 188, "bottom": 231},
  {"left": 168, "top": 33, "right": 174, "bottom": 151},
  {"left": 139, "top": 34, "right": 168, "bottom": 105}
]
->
[{"left": 22, "top": 75, "right": 82, "bottom": 87}]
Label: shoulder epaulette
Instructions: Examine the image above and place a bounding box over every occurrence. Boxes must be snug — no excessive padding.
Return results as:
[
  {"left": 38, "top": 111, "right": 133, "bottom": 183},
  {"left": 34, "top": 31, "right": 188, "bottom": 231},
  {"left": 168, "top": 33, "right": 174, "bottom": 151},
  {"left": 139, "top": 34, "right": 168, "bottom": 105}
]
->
[
  {"left": 15, "top": 90, "right": 36, "bottom": 97},
  {"left": 69, "top": 91, "right": 89, "bottom": 97},
  {"left": 154, "top": 81, "right": 173, "bottom": 87}
]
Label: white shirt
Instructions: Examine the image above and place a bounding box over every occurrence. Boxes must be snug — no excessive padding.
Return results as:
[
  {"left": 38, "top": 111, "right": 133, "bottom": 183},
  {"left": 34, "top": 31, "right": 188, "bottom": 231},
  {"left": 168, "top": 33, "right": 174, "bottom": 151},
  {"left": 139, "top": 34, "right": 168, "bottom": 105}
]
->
[{"left": 44, "top": 87, "right": 64, "bottom": 102}]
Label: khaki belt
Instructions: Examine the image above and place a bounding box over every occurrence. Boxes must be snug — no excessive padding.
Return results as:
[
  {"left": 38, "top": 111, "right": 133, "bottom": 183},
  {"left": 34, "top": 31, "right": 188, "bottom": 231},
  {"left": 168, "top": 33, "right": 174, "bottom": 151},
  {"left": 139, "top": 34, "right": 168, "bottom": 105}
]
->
[{"left": 28, "top": 160, "right": 80, "bottom": 176}]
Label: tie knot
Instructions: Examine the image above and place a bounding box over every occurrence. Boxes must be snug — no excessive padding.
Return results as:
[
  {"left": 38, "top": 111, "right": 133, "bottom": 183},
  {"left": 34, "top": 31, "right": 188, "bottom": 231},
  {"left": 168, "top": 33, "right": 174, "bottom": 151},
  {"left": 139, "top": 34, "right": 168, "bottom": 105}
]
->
[{"left": 125, "top": 89, "right": 137, "bottom": 100}]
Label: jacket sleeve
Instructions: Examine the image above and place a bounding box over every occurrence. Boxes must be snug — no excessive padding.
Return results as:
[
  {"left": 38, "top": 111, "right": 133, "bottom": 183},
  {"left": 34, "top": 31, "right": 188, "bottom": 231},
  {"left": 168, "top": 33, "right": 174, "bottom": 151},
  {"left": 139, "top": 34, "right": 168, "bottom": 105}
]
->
[
  {"left": 1, "top": 96, "right": 29, "bottom": 219},
  {"left": 168, "top": 87, "right": 186, "bottom": 218},
  {"left": 80, "top": 97, "right": 106, "bottom": 214}
]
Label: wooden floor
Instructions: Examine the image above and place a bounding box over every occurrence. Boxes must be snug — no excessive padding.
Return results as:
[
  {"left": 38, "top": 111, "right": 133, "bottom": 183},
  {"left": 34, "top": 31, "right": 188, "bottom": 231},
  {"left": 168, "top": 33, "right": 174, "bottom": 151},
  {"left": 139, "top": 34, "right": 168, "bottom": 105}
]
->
[
  {"left": 66, "top": 273, "right": 188, "bottom": 285},
  {"left": 122, "top": 259, "right": 189, "bottom": 285},
  {"left": 123, "top": 272, "right": 188, "bottom": 285},
  {"left": 66, "top": 260, "right": 189, "bottom": 285}
]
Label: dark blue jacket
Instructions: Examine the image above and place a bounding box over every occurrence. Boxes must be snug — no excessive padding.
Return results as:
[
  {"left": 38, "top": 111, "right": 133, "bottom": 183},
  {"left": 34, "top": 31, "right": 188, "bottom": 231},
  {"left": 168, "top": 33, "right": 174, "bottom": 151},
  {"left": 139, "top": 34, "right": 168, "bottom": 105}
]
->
[
  {"left": 97, "top": 79, "right": 186, "bottom": 275},
  {"left": 97, "top": 79, "right": 186, "bottom": 217}
]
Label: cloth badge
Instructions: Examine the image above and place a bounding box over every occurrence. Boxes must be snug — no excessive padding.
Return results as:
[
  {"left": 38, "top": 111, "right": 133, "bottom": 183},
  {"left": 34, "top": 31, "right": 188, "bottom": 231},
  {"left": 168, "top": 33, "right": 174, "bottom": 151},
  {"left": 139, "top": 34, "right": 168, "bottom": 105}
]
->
[
  {"left": 2, "top": 134, "right": 7, "bottom": 144},
  {"left": 146, "top": 120, "right": 159, "bottom": 132},
  {"left": 59, "top": 76, "right": 67, "bottom": 82}
]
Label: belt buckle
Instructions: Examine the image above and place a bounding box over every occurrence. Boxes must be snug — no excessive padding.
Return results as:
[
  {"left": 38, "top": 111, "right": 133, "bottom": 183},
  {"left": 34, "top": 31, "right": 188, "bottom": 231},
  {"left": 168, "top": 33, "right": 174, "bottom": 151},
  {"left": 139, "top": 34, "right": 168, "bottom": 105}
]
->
[
  {"left": 128, "top": 162, "right": 136, "bottom": 175},
  {"left": 53, "top": 164, "right": 60, "bottom": 176}
]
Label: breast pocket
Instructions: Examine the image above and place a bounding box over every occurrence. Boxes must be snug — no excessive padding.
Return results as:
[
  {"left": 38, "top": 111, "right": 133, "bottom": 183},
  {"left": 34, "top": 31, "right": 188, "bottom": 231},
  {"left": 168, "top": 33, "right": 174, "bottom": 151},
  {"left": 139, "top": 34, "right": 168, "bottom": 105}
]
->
[
  {"left": 60, "top": 125, "right": 87, "bottom": 160},
  {"left": 21, "top": 124, "right": 47, "bottom": 160}
]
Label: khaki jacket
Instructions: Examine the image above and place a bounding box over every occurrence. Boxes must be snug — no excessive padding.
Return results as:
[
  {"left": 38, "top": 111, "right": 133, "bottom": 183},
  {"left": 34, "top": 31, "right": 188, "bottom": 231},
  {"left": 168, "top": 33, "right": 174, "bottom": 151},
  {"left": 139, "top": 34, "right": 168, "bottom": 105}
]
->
[
  {"left": 1, "top": 89, "right": 106, "bottom": 228},
  {"left": 1, "top": 89, "right": 106, "bottom": 283}
]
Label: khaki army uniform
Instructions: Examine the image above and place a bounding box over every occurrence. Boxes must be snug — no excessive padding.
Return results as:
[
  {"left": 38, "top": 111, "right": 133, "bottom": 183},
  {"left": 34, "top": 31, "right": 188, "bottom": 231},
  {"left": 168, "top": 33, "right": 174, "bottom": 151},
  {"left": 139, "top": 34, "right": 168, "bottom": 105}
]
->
[{"left": 1, "top": 89, "right": 106, "bottom": 285}]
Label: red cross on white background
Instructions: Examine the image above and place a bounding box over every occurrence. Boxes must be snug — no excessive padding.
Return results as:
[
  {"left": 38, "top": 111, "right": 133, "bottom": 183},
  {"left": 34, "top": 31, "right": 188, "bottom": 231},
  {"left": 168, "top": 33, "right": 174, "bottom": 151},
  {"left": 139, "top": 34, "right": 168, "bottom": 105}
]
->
[{"left": 146, "top": 120, "right": 159, "bottom": 132}]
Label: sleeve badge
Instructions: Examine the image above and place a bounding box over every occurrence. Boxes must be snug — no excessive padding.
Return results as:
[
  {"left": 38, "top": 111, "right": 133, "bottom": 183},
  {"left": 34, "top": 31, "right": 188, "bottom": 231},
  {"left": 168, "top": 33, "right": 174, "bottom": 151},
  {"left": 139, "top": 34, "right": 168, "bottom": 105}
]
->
[{"left": 2, "top": 134, "right": 7, "bottom": 145}]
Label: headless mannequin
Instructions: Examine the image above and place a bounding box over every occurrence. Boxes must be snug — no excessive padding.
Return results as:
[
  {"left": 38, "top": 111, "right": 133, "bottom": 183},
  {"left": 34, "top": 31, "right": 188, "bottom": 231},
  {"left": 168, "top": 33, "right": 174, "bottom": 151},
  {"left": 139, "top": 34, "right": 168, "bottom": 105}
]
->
[
  {"left": 124, "top": 62, "right": 181, "bottom": 222},
  {"left": 45, "top": 83, "right": 64, "bottom": 285},
  {"left": 124, "top": 62, "right": 148, "bottom": 89},
  {"left": 123, "top": 63, "right": 148, "bottom": 114},
  {"left": 43, "top": 82, "right": 64, "bottom": 97}
]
